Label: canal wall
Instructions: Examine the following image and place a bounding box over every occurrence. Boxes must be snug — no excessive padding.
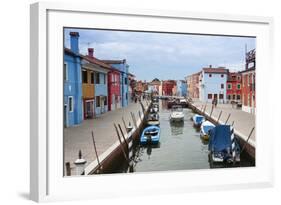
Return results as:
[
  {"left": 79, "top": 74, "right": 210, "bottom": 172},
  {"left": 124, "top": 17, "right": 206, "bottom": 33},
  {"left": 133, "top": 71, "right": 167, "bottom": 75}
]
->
[
  {"left": 188, "top": 101, "right": 255, "bottom": 160},
  {"left": 83, "top": 100, "right": 151, "bottom": 175}
]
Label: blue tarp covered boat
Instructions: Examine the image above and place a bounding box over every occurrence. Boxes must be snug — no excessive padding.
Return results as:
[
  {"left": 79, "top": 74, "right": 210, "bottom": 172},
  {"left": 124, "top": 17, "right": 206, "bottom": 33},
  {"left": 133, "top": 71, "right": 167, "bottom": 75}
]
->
[
  {"left": 140, "top": 126, "right": 160, "bottom": 145},
  {"left": 208, "top": 125, "right": 240, "bottom": 163},
  {"left": 192, "top": 114, "right": 205, "bottom": 127}
]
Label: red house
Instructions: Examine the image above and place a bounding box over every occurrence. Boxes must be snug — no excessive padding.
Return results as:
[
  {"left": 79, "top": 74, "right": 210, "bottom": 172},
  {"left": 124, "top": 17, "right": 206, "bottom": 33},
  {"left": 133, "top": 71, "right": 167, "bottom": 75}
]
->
[
  {"left": 241, "top": 49, "right": 256, "bottom": 114},
  {"left": 108, "top": 68, "right": 121, "bottom": 111},
  {"left": 226, "top": 72, "right": 242, "bottom": 103},
  {"left": 162, "top": 80, "right": 176, "bottom": 96}
]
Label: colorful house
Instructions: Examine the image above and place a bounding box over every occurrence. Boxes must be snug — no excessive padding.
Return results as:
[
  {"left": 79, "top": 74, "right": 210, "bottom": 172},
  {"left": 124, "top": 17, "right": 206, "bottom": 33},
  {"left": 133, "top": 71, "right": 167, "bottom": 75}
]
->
[
  {"left": 102, "top": 60, "right": 130, "bottom": 107},
  {"left": 186, "top": 71, "right": 200, "bottom": 99},
  {"left": 107, "top": 67, "right": 121, "bottom": 111},
  {"left": 82, "top": 48, "right": 110, "bottom": 116},
  {"left": 63, "top": 32, "right": 83, "bottom": 127},
  {"left": 241, "top": 49, "right": 256, "bottom": 114},
  {"left": 226, "top": 72, "right": 242, "bottom": 103},
  {"left": 176, "top": 80, "right": 187, "bottom": 97},
  {"left": 199, "top": 66, "right": 228, "bottom": 103},
  {"left": 162, "top": 80, "right": 176, "bottom": 96}
]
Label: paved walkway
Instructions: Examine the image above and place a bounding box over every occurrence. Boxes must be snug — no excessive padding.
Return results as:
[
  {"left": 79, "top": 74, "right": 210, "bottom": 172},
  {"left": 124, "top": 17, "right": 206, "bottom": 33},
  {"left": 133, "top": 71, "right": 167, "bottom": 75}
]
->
[
  {"left": 64, "top": 100, "right": 148, "bottom": 173},
  {"left": 191, "top": 99, "right": 255, "bottom": 145}
]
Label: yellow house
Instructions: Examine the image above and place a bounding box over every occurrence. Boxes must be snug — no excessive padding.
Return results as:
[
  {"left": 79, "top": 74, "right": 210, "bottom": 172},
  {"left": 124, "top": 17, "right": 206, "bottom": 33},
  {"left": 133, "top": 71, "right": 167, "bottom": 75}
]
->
[{"left": 81, "top": 67, "right": 95, "bottom": 119}]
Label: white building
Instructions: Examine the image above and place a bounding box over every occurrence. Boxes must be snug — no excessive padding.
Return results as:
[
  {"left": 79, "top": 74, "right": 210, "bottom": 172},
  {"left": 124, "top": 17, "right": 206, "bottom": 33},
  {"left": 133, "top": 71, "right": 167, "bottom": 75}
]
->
[{"left": 199, "top": 66, "right": 228, "bottom": 103}]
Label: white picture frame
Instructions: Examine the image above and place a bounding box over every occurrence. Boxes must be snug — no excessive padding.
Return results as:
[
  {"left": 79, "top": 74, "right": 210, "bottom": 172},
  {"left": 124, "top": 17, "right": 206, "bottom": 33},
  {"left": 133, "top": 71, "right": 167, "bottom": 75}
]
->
[{"left": 30, "top": 2, "right": 274, "bottom": 202}]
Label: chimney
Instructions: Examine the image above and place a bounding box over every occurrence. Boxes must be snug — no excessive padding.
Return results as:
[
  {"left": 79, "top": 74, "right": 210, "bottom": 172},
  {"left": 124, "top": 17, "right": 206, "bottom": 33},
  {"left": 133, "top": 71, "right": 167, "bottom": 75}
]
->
[
  {"left": 88, "top": 48, "right": 94, "bottom": 57},
  {"left": 70, "top": 32, "right": 79, "bottom": 54},
  {"left": 209, "top": 65, "right": 212, "bottom": 68}
]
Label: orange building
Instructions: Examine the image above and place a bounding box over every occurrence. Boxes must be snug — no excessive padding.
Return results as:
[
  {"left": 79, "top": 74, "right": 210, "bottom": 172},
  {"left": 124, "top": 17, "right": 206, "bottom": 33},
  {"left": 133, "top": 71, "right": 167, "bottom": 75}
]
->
[
  {"left": 241, "top": 49, "right": 256, "bottom": 114},
  {"left": 186, "top": 71, "right": 201, "bottom": 99}
]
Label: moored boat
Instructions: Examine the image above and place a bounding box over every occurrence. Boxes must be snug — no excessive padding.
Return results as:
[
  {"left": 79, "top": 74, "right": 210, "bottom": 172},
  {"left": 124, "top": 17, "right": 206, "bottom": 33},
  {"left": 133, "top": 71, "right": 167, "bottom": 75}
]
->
[
  {"left": 147, "top": 113, "right": 160, "bottom": 126},
  {"left": 208, "top": 125, "right": 240, "bottom": 163},
  {"left": 192, "top": 114, "right": 205, "bottom": 127},
  {"left": 140, "top": 126, "right": 160, "bottom": 145},
  {"left": 169, "top": 105, "right": 184, "bottom": 122},
  {"left": 200, "top": 120, "right": 215, "bottom": 141}
]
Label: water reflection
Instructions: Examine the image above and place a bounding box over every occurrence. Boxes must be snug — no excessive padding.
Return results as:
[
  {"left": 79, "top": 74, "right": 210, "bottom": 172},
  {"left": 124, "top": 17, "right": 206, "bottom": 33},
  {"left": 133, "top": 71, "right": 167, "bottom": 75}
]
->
[{"left": 170, "top": 121, "right": 184, "bottom": 136}]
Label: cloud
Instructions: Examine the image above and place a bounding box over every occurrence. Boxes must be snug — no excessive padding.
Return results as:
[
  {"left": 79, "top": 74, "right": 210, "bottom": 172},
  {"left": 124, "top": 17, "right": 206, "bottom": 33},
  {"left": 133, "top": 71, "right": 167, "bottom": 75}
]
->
[{"left": 64, "top": 28, "right": 256, "bottom": 81}]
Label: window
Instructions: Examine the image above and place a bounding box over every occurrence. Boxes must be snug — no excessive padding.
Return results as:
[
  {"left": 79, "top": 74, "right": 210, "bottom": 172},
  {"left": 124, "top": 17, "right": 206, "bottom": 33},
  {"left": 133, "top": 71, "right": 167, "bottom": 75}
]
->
[
  {"left": 237, "top": 84, "right": 241, "bottom": 89},
  {"left": 111, "top": 74, "right": 114, "bottom": 83},
  {"left": 209, "top": 74, "right": 212, "bottom": 77},
  {"left": 64, "top": 62, "right": 68, "bottom": 81},
  {"left": 90, "top": 72, "right": 94, "bottom": 84},
  {"left": 82, "top": 70, "right": 88, "bottom": 83},
  {"left": 221, "top": 74, "right": 224, "bottom": 78},
  {"left": 221, "top": 84, "right": 224, "bottom": 89},
  {"left": 104, "top": 97, "right": 107, "bottom": 105},
  {"left": 237, "top": 76, "right": 241, "bottom": 81},
  {"left": 208, "top": 94, "right": 212, "bottom": 99},
  {"left": 126, "top": 93, "right": 128, "bottom": 100},
  {"left": 96, "top": 96, "right": 100, "bottom": 107},
  {"left": 104, "top": 74, "right": 106, "bottom": 84},
  {"left": 125, "top": 77, "right": 128, "bottom": 85},
  {"left": 219, "top": 94, "right": 224, "bottom": 99},
  {"left": 95, "top": 73, "right": 100, "bottom": 84},
  {"left": 227, "top": 83, "right": 232, "bottom": 89},
  {"left": 68, "top": 96, "right": 73, "bottom": 112},
  {"left": 233, "top": 95, "right": 236, "bottom": 100},
  {"left": 237, "top": 95, "right": 241, "bottom": 100},
  {"left": 228, "top": 95, "right": 231, "bottom": 100}
]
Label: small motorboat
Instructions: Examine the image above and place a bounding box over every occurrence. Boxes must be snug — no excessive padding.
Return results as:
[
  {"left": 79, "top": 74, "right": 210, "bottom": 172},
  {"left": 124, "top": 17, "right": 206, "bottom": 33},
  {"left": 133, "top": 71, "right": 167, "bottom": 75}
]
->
[
  {"left": 208, "top": 125, "right": 240, "bottom": 163},
  {"left": 147, "top": 113, "right": 160, "bottom": 126},
  {"left": 140, "top": 126, "right": 160, "bottom": 145},
  {"left": 200, "top": 120, "right": 215, "bottom": 141},
  {"left": 169, "top": 105, "right": 184, "bottom": 122},
  {"left": 152, "top": 103, "right": 159, "bottom": 112},
  {"left": 192, "top": 114, "right": 205, "bottom": 127}
]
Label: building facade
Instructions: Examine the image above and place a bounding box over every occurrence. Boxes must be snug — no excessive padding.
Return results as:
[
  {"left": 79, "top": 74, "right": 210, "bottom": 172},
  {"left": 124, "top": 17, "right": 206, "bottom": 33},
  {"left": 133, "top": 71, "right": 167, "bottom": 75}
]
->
[
  {"left": 83, "top": 48, "right": 110, "bottom": 117},
  {"left": 176, "top": 80, "right": 187, "bottom": 97},
  {"left": 241, "top": 49, "right": 256, "bottom": 114},
  {"left": 186, "top": 71, "right": 200, "bottom": 99},
  {"left": 102, "top": 60, "right": 130, "bottom": 107},
  {"left": 108, "top": 68, "right": 121, "bottom": 111},
  {"left": 226, "top": 72, "right": 242, "bottom": 103},
  {"left": 63, "top": 32, "right": 83, "bottom": 127},
  {"left": 199, "top": 66, "right": 228, "bottom": 103},
  {"left": 162, "top": 80, "right": 177, "bottom": 96}
]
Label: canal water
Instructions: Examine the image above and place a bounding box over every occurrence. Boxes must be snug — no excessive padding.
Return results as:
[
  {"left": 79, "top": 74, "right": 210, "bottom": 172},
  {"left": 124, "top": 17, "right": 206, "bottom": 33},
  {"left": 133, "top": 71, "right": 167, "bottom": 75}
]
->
[{"left": 128, "top": 99, "right": 255, "bottom": 173}]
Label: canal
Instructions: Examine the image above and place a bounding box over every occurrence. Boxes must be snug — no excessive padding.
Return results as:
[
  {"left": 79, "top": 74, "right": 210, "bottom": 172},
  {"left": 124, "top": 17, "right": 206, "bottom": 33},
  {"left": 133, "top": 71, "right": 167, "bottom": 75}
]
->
[{"left": 127, "top": 99, "right": 255, "bottom": 173}]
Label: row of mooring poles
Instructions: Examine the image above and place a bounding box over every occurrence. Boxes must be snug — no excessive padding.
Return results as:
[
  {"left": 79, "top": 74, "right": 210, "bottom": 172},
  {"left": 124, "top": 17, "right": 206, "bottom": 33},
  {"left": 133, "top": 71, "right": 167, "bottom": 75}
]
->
[{"left": 65, "top": 98, "right": 150, "bottom": 176}]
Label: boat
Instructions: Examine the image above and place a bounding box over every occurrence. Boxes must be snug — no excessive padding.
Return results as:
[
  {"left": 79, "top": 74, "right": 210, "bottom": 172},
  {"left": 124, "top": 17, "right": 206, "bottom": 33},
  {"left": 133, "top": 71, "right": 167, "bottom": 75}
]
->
[
  {"left": 192, "top": 114, "right": 205, "bottom": 127},
  {"left": 169, "top": 105, "right": 184, "bottom": 122},
  {"left": 179, "top": 99, "right": 188, "bottom": 108},
  {"left": 150, "top": 103, "right": 159, "bottom": 113},
  {"left": 147, "top": 113, "right": 160, "bottom": 126},
  {"left": 208, "top": 125, "right": 241, "bottom": 163},
  {"left": 200, "top": 120, "right": 215, "bottom": 141},
  {"left": 140, "top": 126, "right": 160, "bottom": 145}
]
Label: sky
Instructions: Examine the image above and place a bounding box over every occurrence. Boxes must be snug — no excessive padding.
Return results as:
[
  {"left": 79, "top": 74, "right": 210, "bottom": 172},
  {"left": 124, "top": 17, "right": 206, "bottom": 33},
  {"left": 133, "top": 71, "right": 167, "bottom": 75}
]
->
[{"left": 64, "top": 28, "right": 256, "bottom": 81}]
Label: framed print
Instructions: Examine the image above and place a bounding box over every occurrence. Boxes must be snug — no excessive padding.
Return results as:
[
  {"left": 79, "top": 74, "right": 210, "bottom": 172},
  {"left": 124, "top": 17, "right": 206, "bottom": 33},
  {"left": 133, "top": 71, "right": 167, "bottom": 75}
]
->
[{"left": 30, "top": 2, "right": 274, "bottom": 202}]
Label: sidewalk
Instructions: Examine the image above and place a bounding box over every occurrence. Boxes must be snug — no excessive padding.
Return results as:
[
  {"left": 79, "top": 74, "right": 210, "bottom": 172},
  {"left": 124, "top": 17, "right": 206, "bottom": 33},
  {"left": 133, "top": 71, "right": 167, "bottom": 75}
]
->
[
  {"left": 64, "top": 100, "right": 147, "bottom": 172},
  {"left": 191, "top": 99, "right": 255, "bottom": 145}
]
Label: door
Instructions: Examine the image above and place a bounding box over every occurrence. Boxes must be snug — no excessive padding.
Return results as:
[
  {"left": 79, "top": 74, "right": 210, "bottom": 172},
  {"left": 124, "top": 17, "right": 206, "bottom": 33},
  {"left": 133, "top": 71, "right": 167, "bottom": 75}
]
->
[
  {"left": 64, "top": 104, "right": 68, "bottom": 128},
  {"left": 101, "top": 97, "right": 105, "bottom": 113},
  {"left": 85, "top": 100, "right": 94, "bottom": 118}
]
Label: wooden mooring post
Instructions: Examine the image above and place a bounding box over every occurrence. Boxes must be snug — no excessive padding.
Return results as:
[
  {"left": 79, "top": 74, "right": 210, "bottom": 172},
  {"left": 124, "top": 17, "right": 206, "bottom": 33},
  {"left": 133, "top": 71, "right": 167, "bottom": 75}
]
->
[
  {"left": 225, "top": 113, "right": 231, "bottom": 124},
  {"left": 217, "top": 110, "right": 223, "bottom": 123},
  {"left": 91, "top": 131, "right": 102, "bottom": 173},
  {"left": 114, "top": 123, "right": 129, "bottom": 163},
  {"left": 122, "top": 117, "right": 128, "bottom": 133},
  {"left": 241, "top": 127, "right": 255, "bottom": 153}
]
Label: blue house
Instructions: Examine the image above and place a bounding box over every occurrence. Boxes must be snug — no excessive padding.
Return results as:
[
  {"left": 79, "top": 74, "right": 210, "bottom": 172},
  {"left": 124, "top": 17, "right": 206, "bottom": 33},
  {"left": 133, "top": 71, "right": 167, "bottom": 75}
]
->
[
  {"left": 102, "top": 59, "right": 129, "bottom": 107},
  {"left": 63, "top": 32, "right": 83, "bottom": 127},
  {"left": 82, "top": 48, "right": 111, "bottom": 116},
  {"left": 176, "top": 80, "right": 187, "bottom": 97}
]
